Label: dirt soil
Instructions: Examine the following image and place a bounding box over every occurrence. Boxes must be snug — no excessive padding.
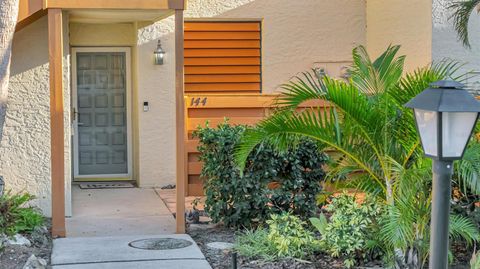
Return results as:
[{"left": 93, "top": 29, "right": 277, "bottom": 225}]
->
[
  {"left": 188, "top": 225, "right": 473, "bottom": 269},
  {"left": 0, "top": 225, "right": 52, "bottom": 269}
]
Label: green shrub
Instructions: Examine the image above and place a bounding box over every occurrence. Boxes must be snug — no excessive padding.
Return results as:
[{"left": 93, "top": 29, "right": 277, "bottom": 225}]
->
[
  {"left": 236, "top": 213, "right": 319, "bottom": 260},
  {"left": 194, "top": 121, "right": 327, "bottom": 227},
  {"left": 266, "top": 213, "right": 319, "bottom": 258},
  {"left": 235, "top": 228, "right": 277, "bottom": 261},
  {"left": 310, "top": 193, "right": 383, "bottom": 268},
  {"left": 0, "top": 191, "right": 45, "bottom": 236}
]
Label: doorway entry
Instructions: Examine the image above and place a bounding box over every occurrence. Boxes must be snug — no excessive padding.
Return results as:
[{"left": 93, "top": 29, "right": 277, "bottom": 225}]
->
[{"left": 72, "top": 47, "right": 132, "bottom": 181}]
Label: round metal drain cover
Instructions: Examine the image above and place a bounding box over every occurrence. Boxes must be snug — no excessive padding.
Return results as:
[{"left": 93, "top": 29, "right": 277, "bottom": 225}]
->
[{"left": 128, "top": 238, "right": 192, "bottom": 250}]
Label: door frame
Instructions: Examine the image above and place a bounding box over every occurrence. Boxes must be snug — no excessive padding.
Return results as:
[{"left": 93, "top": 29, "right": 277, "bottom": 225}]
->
[{"left": 71, "top": 47, "right": 133, "bottom": 181}]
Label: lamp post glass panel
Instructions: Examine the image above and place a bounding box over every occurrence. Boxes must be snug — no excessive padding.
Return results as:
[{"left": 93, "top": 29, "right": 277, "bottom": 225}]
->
[{"left": 405, "top": 80, "right": 480, "bottom": 269}]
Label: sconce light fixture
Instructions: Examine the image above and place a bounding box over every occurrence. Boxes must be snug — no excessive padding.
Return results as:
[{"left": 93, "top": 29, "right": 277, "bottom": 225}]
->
[{"left": 154, "top": 40, "right": 165, "bottom": 65}]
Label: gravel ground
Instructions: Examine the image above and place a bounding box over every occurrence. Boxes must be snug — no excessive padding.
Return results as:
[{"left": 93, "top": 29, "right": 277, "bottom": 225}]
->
[{"left": 0, "top": 224, "right": 52, "bottom": 269}]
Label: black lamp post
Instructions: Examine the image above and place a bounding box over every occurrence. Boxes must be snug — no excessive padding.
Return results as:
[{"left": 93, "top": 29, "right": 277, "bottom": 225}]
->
[{"left": 405, "top": 80, "right": 480, "bottom": 269}]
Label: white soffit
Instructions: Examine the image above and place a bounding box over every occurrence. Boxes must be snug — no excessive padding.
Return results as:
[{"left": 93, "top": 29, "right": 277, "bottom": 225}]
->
[{"left": 69, "top": 9, "right": 173, "bottom": 24}]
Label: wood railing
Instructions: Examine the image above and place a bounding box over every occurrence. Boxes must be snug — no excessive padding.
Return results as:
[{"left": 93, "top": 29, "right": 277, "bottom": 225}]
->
[{"left": 185, "top": 94, "right": 330, "bottom": 196}]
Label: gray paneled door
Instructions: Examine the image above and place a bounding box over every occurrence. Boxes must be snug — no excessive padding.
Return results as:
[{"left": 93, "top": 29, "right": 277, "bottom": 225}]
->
[{"left": 74, "top": 50, "right": 130, "bottom": 177}]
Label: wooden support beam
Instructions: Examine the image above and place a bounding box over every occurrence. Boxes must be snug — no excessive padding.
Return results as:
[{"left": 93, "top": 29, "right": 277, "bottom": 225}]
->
[
  {"left": 175, "top": 9, "right": 186, "bottom": 234},
  {"left": 48, "top": 8, "right": 65, "bottom": 238},
  {"left": 44, "top": 0, "right": 169, "bottom": 10}
]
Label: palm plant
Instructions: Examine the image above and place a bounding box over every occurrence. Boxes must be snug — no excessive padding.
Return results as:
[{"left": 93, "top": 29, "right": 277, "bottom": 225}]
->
[
  {"left": 236, "top": 45, "right": 455, "bottom": 203},
  {"left": 450, "top": 0, "right": 480, "bottom": 48},
  {"left": 235, "top": 45, "right": 479, "bottom": 267}
]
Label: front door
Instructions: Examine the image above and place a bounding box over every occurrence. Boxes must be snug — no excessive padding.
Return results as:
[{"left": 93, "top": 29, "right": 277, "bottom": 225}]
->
[{"left": 72, "top": 48, "right": 131, "bottom": 181}]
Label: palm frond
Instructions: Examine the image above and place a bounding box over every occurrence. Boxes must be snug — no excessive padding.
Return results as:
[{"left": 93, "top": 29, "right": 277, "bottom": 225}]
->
[
  {"left": 449, "top": 0, "right": 480, "bottom": 48},
  {"left": 449, "top": 214, "right": 480, "bottom": 246},
  {"left": 235, "top": 107, "right": 386, "bottom": 191},
  {"left": 380, "top": 200, "right": 416, "bottom": 249},
  {"left": 350, "top": 45, "right": 404, "bottom": 95},
  {"left": 276, "top": 70, "right": 326, "bottom": 109},
  {"left": 455, "top": 141, "right": 480, "bottom": 195}
]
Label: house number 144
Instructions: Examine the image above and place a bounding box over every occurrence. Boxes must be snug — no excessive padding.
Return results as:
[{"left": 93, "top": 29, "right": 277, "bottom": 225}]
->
[{"left": 190, "top": 97, "right": 207, "bottom": 107}]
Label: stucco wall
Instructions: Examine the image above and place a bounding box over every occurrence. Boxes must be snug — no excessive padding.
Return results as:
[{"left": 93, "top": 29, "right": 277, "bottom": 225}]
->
[
  {"left": 136, "top": 0, "right": 366, "bottom": 187},
  {"left": 70, "top": 23, "right": 136, "bottom": 47},
  {"left": 0, "top": 15, "right": 71, "bottom": 217},
  {"left": 367, "top": 0, "right": 432, "bottom": 72},
  {"left": 433, "top": 0, "right": 480, "bottom": 92}
]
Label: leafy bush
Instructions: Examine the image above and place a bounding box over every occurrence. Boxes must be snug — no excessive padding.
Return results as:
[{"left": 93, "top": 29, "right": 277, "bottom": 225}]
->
[
  {"left": 0, "top": 191, "right": 44, "bottom": 236},
  {"left": 194, "top": 121, "right": 327, "bottom": 227},
  {"left": 310, "top": 193, "right": 383, "bottom": 268},
  {"left": 266, "top": 213, "right": 319, "bottom": 258},
  {"left": 235, "top": 228, "right": 277, "bottom": 261},
  {"left": 236, "top": 213, "right": 319, "bottom": 260}
]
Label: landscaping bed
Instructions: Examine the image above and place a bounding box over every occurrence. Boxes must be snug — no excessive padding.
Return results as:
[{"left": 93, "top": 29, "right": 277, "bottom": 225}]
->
[
  {"left": 189, "top": 225, "right": 473, "bottom": 269},
  {"left": 188, "top": 226, "right": 382, "bottom": 269},
  {"left": 0, "top": 223, "right": 52, "bottom": 269}
]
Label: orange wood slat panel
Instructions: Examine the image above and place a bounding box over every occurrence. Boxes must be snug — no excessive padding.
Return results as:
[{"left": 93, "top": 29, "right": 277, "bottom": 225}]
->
[
  {"left": 185, "top": 94, "right": 330, "bottom": 109},
  {"left": 187, "top": 140, "right": 200, "bottom": 152},
  {"left": 185, "top": 48, "right": 260, "bottom": 57},
  {"left": 185, "top": 40, "right": 261, "bottom": 49},
  {"left": 185, "top": 31, "right": 261, "bottom": 40},
  {"left": 185, "top": 22, "right": 261, "bottom": 32},
  {"left": 184, "top": 21, "right": 261, "bottom": 94},
  {"left": 188, "top": 184, "right": 205, "bottom": 196},
  {"left": 185, "top": 94, "right": 334, "bottom": 196},
  {"left": 188, "top": 117, "right": 264, "bottom": 130},
  {"left": 185, "top": 83, "right": 260, "bottom": 92},
  {"left": 188, "top": 175, "right": 203, "bottom": 184},
  {"left": 188, "top": 162, "right": 203, "bottom": 174},
  {"left": 185, "top": 65, "right": 261, "bottom": 74},
  {"left": 185, "top": 94, "right": 276, "bottom": 108},
  {"left": 185, "top": 74, "right": 261, "bottom": 83},
  {"left": 185, "top": 57, "right": 260, "bottom": 66},
  {"left": 188, "top": 152, "right": 201, "bottom": 162},
  {"left": 188, "top": 108, "right": 265, "bottom": 118}
]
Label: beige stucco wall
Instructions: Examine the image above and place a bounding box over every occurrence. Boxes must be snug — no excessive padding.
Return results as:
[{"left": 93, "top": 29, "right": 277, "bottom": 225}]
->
[
  {"left": 70, "top": 23, "right": 136, "bottom": 47},
  {"left": 366, "top": 0, "right": 432, "bottom": 72},
  {"left": 432, "top": 0, "right": 480, "bottom": 92},
  {"left": 0, "top": 15, "right": 71, "bottom": 217},
  {"left": 136, "top": 0, "right": 367, "bottom": 187}
]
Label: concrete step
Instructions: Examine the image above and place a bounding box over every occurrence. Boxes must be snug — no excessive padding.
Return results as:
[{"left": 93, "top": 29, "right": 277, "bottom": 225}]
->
[{"left": 51, "top": 234, "right": 211, "bottom": 269}]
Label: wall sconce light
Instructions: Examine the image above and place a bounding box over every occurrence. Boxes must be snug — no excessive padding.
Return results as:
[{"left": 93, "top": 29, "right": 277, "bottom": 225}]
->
[{"left": 154, "top": 40, "right": 165, "bottom": 65}]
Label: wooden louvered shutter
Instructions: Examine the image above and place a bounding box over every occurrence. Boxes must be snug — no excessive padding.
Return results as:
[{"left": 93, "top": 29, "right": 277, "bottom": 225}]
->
[{"left": 184, "top": 21, "right": 262, "bottom": 93}]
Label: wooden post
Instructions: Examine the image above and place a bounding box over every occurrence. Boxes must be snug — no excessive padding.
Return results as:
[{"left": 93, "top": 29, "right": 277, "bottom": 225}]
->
[
  {"left": 48, "top": 8, "right": 66, "bottom": 238},
  {"left": 175, "top": 8, "right": 186, "bottom": 234}
]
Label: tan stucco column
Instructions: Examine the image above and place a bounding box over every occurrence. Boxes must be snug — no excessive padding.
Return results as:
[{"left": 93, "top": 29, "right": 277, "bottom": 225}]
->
[{"left": 48, "top": 8, "right": 66, "bottom": 237}]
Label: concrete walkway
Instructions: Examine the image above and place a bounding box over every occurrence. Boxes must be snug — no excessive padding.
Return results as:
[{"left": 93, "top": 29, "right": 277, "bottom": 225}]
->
[
  {"left": 66, "top": 186, "right": 175, "bottom": 237},
  {"left": 51, "top": 234, "right": 211, "bottom": 268}
]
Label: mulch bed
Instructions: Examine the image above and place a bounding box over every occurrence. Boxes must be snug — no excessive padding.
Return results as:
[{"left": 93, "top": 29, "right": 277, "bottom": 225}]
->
[
  {"left": 188, "top": 225, "right": 474, "bottom": 269},
  {"left": 0, "top": 224, "right": 52, "bottom": 269},
  {"left": 188, "top": 226, "right": 381, "bottom": 269}
]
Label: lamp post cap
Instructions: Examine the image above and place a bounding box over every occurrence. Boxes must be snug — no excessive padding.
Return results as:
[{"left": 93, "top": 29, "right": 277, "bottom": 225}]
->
[
  {"left": 405, "top": 80, "right": 480, "bottom": 112},
  {"left": 430, "top": 80, "right": 465, "bottom": 89}
]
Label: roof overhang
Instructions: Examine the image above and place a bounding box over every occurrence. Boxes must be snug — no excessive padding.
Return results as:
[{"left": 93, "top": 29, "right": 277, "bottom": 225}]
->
[
  {"left": 17, "top": 0, "right": 185, "bottom": 30},
  {"left": 68, "top": 9, "right": 174, "bottom": 24}
]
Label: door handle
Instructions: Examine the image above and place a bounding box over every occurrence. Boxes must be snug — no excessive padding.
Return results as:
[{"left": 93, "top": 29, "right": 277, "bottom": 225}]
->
[
  {"left": 78, "top": 122, "right": 84, "bottom": 126},
  {"left": 72, "top": 107, "right": 78, "bottom": 121}
]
